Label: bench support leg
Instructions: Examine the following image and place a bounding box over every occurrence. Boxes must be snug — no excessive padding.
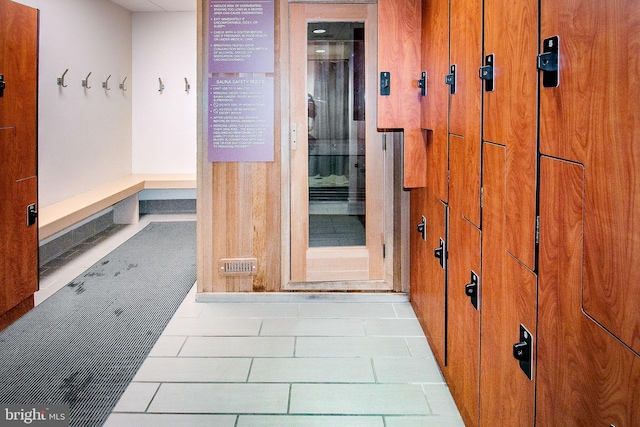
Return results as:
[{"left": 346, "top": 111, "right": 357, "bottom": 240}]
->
[{"left": 114, "top": 194, "right": 139, "bottom": 225}]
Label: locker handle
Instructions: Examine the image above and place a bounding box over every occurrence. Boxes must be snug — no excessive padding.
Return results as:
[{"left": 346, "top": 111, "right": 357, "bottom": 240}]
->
[
  {"left": 433, "top": 238, "right": 446, "bottom": 269},
  {"left": 0, "top": 74, "right": 5, "bottom": 97},
  {"left": 513, "top": 324, "right": 533, "bottom": 380},
  {"left": 465, "top": 271, "right": 479, "bottom": 310},
  {"left": 417, "top": 215, "right": 426, "bottom": 241}
]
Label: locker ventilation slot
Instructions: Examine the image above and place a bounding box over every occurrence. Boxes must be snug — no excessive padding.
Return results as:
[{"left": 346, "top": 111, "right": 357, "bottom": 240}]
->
[{"left": 219, "top": 258, "right": 258, "bottom": 276}]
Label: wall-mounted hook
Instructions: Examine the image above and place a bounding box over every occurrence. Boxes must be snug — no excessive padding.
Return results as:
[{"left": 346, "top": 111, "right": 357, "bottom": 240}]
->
[
  {"left": 82, "top": 72, "right": 92, "bottom": 89},
  {"left": 184, "top": 77, "right": 190, "bottom": 93},
  {"left": 119, "top": 76, "right": 128, "bottom": 91},
  {"left": 102, "top": 75, "right": 112, "bottom": 91},
  {"left": 158, "top": 77, "right": 165, "bottom": 93},
  {"left": 57, "top": 69, "right": 69, "bottom": 87}
]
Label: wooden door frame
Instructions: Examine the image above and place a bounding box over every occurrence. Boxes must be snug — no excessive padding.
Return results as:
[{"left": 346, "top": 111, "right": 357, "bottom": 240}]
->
[{"left": 282, "top": 1, "right": 394, "bottom": 291}]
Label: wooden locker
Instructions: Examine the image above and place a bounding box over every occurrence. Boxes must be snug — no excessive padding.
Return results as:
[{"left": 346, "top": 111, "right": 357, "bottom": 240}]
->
[
  {"left": 540, "top": 0, "right": 640, "bottom": 356},
  {"left": 444, "top": 136, "right": 481, "bottom": 426},
  {"left": 0, "top": 0, "right": 38, "bottom": 329},
  {"left": 479, "top": 142, "right": 536, "bottom": 426},
  {"left": 449, "top": 0, "right": 482, "bottom": 227},
  {"left": 378, "top": 0, "right": 425, "bottom": 188},
  {"left": 420, "top": 0, "right": 449, "bottom": 201},
  {"left": 537, "top": 156, "right": 640, "bottom": 425},
  {"left": 409, "top": 187, "right": 448, "bottom": 368},
  {"left": 482, "top": 0, "right": 538, "bottom": 270}
]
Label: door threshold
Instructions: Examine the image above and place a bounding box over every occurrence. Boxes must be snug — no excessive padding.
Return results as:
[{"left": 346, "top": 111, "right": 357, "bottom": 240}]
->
[{"left": 283, "top": 280, "right": 393, "bottom": 292}]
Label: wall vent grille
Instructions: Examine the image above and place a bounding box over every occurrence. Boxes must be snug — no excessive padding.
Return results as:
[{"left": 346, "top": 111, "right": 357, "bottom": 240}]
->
[{"left": 218, "top": 258, "right": 258, "bottom": 276}]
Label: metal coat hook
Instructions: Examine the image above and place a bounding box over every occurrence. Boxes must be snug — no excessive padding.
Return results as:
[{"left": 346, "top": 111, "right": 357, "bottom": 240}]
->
[
  {"left": 57, "top": 69, "right": 69, "bottom": 87},
  {"left": 119, "top": 76, "right": 128, "bottom": 91},
  {"left": 82, "top": 72, "right": 92, "bottom": 89},
  {"left": 102, "top": 75, "right": 112, "bottom": 91},
  {"left": 158, "top": 77, "right": 165, "bottom": 93},
  {"left": 184, "top": 77, "right": 190, "bottom": 93}
]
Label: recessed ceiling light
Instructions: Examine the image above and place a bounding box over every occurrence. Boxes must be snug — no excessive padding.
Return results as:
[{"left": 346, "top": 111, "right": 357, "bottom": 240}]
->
[
  {"left": 313, "top": 29, "right": 326, "bottom": 34},
  {"left": 315, "top": 49, "right": 326, "bottom": 53}
]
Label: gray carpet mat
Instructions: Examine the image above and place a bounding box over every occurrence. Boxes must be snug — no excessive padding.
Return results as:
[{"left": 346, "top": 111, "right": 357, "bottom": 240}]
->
[{"left": 0, "top": 221, "right": 196, "bottom": 426}]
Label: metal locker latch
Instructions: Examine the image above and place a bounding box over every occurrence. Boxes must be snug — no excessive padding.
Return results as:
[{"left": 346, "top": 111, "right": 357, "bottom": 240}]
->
[
  {"left": 417, "top": 215, "right": 426, "bottom": 241},
  {"left": 479, "top": 54, "right": 494, "bottom": 92},
  {"left": 465, "top": 270, "right": 479, "bottom": 310},
  {"left": 27, "top": 204, "right": 38, "bottom": 227},
  {"left": 0, "top": 75, "right": 5, "bottom": 98},
  {"left": 513, "top": 324, "right": 533, "bottom": 380},
  {"left": 380, "top": 72, "right": 391, "bottom": 96},
  {"left": 417, "top": 71, "right": 427, "bottom": 96},
  {"left": 538, "top": 36, "right": 560, "bottom": 88},
  {"left": 444, "top": 65, "right": 456, "bottom": 94},
  {"left": 434, "top": 238, "right": 446, "bottom": 269}
]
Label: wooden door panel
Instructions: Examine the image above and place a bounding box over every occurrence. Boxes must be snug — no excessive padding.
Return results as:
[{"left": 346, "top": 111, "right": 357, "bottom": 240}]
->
[
  {"left": 378, "top": 0, "right": 424, "bottom": 188},
  {"left": 410, "top": 187, "right": 447, "bottom": 368},
  {"left": 479, "top": 142, "right": 536, "bottom": 427},
  {"left": 446, "top": 210, "right": 480, "bottom": 427},
  {"left": 449, "top": 0, "right": 482, "bottom": 227},
  {"left": 537, "top": 156, "right": 640, "bottom": 425},
  {"left": 420, "top": 0, "right": 449, "bottom": 201},
  {"left": 540, "top": 0, "right": 640, "bottom": 355},
  {"left": 483, "top": 0, "right": 538, "bottom": 270}
]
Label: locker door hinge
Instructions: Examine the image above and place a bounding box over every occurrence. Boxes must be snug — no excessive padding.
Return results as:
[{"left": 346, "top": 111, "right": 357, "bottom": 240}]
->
[
  {"left": 480, "top": 187, "right": 484, "bottom": 208},
  {"left": 0, "top": 74, "right": 5, "bottom": 98},
  {"left": 445, "top": 65, "right": 456, "bottom": 94},
  {"left": 417, "top": 71, "right": 427, "bottom": 96},
  {"left": 382, "top": 133, "right": 387, "bottom": 151},
  {"left": 535, "top": 215, "right": 540, "bottom": 244},
  {"left": 380, "top": 71, "right": 391, "bottom": 96},
  {"left": 479, "top": 54, "right": 494, "bottom": 92},
  {"left": 538, "top": 36, "right": 560, "bottom": 88}
]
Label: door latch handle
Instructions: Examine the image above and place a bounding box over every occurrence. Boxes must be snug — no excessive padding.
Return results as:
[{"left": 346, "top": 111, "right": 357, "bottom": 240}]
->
[
  {"left": 465, "top": 270, "right": 479, "bottom": 310},
  {"left": 433, "top": 238, "right": 446, "bottom": 269},
  {"left": 513, "top": 324, "right": 533, "bottom": 380},
  {"left": 27, "top": 204, "right": 38, "bottom": 227},
  {"left": 444, "top": 65, "right": 456, "bottom": 94},
  {"left": 417, "top": 215, "right": 426, "bottom": 241},
  {"left": 0, "top": 74, "right": 6, "bottom": 98}
]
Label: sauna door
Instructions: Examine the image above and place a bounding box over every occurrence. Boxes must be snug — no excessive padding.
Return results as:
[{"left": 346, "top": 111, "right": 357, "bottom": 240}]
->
[{"left": 289, "top": 3, "right": 386, "bottom": 287}]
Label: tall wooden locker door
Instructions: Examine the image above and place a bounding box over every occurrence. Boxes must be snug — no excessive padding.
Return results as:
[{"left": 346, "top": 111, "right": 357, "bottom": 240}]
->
[
  {"left": 448, "top": 0, "right": 482, "bottom": 228},
  {"left": 479, "top": 143, "right": 536, "bottom": 426},
  {"left": 445, "top": 138, "right": 481, "bottom": 427},
  {"left": 0, "top": 0, "right": 39, "bottom": 330},
  {"left": 420, "top": 0, "right": 449, "bottom": 201},
  {"left": 378, "top": 0, "right": 424, "bottom": 188},
  {"left": 409, "top": 187, "right": 448, "bottom": 368},
  {"left": 483, "top": 0, "right": 538, "bottom": 269},
  {"left": 537, "top": 0, "right": 640, "bottom": 422}
]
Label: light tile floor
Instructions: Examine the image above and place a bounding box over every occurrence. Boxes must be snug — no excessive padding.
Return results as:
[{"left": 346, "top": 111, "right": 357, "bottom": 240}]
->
[{"left": 37, "top": 214, "right": 465, "bottom": 427}]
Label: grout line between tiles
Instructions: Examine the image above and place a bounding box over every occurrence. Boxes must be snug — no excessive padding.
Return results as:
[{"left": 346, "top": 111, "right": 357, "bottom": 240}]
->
[{"left": 143, "top": 383, "right": 161, "bottom": 413}]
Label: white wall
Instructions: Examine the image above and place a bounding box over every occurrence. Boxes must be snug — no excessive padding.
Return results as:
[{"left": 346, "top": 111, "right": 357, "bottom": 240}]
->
[
  {"left": 14, "top": 0, "right": 134, "bottom": 207},
  {"left": 132, "top": 12, "right": 196, "bottom": 174}
]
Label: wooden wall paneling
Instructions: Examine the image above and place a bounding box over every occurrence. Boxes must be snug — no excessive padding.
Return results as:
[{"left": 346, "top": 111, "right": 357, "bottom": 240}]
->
[
  {"left": 537, "top": 156, "right": 640, "bottom": 425},
  {"left": 421, "top": 0, "right": 449, "bottom": 202},
  {"left": 540, "top": 0, "right": 640, "bottom": 355},
  {"left": 449, "top": 0, "right": 482, "bottom": 227},
  {"left": 378, "top": 0, "right": 425, "bottom": 188},
  {"left": 410, "top": 187, "right": 448, "bottom": 368},
  {"left": 0, "top": 0, "right": 38, "bottom": 320},
  {"left": 482, "top": 0, "right": 538, "bottom": 270},
  {"left": 479, "top": 142, "right": 536, "bottom": 426},
  {"left": 445, "top": 136, "right": 480, "bottom": 426}
]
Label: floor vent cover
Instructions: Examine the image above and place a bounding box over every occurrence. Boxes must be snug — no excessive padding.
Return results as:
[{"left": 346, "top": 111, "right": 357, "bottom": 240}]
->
[{"left": 219, "top": 258, "right": 258, "bottom": 276}]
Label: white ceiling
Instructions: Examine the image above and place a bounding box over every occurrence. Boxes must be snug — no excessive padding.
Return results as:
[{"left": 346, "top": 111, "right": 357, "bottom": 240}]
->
[{"left": 109, "top": 0, "right": 196, "bottom": 12}]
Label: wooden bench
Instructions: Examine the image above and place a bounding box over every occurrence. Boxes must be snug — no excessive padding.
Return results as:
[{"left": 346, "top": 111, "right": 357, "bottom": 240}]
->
[{"left": 38, "top": 174, "right": 196, "bottom": 240}]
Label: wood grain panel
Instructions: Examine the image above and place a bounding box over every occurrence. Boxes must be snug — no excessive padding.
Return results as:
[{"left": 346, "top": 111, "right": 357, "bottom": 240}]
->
[
  {"left": 378, "top": 0, "right": 424, "bottom": 188},
  {"left": 421, "top": 0, "right": 449, "bottom": 202},
  {"left": 540, "top": 0, "right": 640, "bottom": 355},
  {"left": 410, "top": 187, "right": 447, "bottom": 368},
  {"left": 537, "top": 156, "right": 640, "bottom": 425},
  {"left": 449, "top": 0, "right": 482, "bottom": 227},
  {"left": 479, "top": 142, "right": 536, "bottom": 426},
  {"left": 483, "top": 0, "right": 538, "bottom": 270}
]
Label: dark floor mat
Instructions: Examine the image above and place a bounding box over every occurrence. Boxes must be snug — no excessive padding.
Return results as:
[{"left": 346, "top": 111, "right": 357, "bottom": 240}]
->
[{"left": 0, "top": 221, "right": 196, "bottom": 426}]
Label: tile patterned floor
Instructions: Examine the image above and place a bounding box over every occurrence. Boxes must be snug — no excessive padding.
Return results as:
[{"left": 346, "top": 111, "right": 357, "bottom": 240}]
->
[{"left": 37, "top": 214, "right": 465, "bottom": 427}]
